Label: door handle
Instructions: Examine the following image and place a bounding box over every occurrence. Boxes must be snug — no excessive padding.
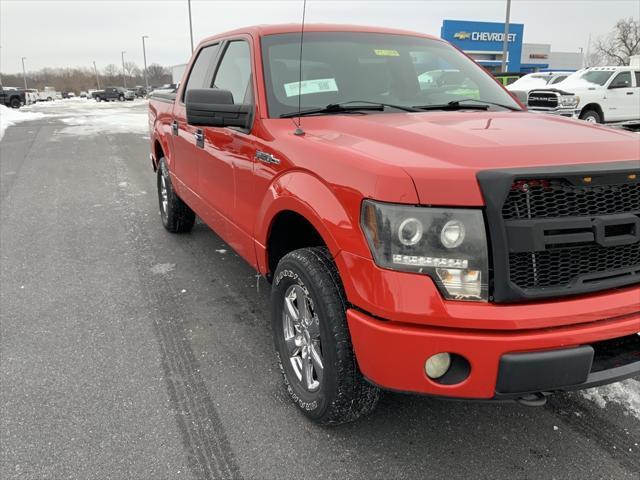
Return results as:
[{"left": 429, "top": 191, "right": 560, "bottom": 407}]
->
[
  {"left": 171, "top": 120, "right": 178, "bottom": 135},
  {"left": 626, "top": 91, "right": 634, "bottom": 95},
  {"left": 195, "top": 129, "right": 204, "bottom": 148}
]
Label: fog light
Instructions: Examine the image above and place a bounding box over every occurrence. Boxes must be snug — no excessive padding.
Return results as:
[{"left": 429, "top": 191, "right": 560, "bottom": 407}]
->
[{"left": 425, "top": 352, "right": 451, "bottom": 379}]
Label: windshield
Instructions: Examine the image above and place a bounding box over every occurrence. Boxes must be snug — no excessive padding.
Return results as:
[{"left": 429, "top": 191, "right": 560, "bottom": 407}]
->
[
  {"left": 261, "top": 32, "right": 521, "bottom": 118},
  {"left": 579, "top": 71, "right": 614, "bottom": 86}
]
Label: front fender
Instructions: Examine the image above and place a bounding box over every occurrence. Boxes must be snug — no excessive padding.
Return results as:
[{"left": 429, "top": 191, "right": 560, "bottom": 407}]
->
[{"left": 255, "top": 170, "right": 370, "bottom": 274}]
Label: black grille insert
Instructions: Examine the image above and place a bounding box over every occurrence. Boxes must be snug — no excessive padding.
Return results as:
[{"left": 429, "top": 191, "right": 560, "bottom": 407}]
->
[
  {"left": 503, "top": 179, "right": 640, "bottom": 219},
  {"left": 527, "top": 92, "right": 558, "bottom": 109},
  {"left": 477, "top": 162, "right": 640, "bottom": 302},
  {"left": 509, "top": 243, "right": 640, "bottom": 289}
]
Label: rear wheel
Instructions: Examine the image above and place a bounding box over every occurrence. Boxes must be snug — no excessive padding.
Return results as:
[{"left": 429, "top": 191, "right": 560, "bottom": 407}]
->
[
  {"left": 157, "top": 158, "right": 195, "bottom": 233},
  {"left": 271, "top": 247, "right": 380, "bottom": 425},
  {"left": 9, "top": 97, "right": 21, "bottom": 108},
  {"left": 580, "top": 109, "right": 603, "bottom": 124},
  {"left": 95, "top": 96, "right": 101, "bottom": 102}
]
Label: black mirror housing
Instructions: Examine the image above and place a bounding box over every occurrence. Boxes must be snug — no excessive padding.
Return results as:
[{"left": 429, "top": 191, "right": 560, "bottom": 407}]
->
[{"left": 186, "top": 88, "right": 252, "bottom": 128}]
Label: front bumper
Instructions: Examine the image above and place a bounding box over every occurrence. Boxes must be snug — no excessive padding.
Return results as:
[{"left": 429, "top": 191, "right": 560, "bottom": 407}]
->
[
  {"left": 528, "top": 107, "right": 580, "bottom": 118},
  {"left": 348, "top": 308, "right": 640, "bottom": 399}
]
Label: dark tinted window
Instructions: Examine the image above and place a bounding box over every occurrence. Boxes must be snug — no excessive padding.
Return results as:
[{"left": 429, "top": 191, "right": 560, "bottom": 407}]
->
[
  {"left": 213, "top": 41, "right": 252, "bottom": 104},
  {"left": 635, "top": 71, "right": 640, "bottom": 87},
  {"left": 183, "top": 43, "right": 220, "bottom": 100},
  {"left": 550, "top": 75, "right": 567, "bottom": 84},
  {"left": 610, "top": 71, "right": 631, "bottom": 88}
]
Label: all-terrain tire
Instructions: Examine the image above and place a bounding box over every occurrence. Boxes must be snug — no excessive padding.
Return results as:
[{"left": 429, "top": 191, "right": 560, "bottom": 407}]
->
[
  {"left": 271, "top": 247, "right": 380, "bottom": 425},
  {"left": 580, "top": 109, "right": 603, "bottom": 124},
  {"left": 157, "top": 158, "right": 195, "bottom": 233}
]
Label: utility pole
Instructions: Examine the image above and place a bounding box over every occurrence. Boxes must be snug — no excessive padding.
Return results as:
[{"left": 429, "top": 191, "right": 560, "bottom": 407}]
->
[
  {"left": 21, "top": 57, "right": 28, "bottom": 89},
  {"left": 188, "top": 0, "right": 194, "bottom": 53},
  {"left": 93, "top": 61, "right": 101, "bottom": 89},
  {"left": 142, "top": 35, "right": 149, "bottom": 90},
  {"left": 121, "top": 50, "right": 127, "bottom": 88},
  {"left": 500, "top": 0, "right": 512, "bottom": 73}
]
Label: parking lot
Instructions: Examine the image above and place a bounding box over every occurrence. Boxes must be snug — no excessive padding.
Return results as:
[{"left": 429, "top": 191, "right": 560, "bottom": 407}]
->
[{"left": 0, "top": 99, "right": 639, "bottom": 480}]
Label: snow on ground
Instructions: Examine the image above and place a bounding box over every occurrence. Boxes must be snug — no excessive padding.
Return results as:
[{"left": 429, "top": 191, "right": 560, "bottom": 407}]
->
[
  {"left": 20, "top": 97, "right": 148, "bottom": 136},
  {"left": 0, "top": 104, "right": 47, "bottom": 140},
  {"left": 581, "top": 378, "right": 640, "bottom": 420}
]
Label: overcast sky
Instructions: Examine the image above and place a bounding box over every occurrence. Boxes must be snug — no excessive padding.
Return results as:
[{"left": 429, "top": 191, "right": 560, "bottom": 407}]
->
[{"left": 1, "top": 0, "right": 638, "bottom": 73}]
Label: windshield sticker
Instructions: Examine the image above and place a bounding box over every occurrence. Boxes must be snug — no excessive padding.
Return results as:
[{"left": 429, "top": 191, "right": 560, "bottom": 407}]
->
[
  {"left": 284, "top": 78, "right": 338, "bottom": 97},
  {"left": 374, "top": 49, "right": 400, "bottom": 57}
]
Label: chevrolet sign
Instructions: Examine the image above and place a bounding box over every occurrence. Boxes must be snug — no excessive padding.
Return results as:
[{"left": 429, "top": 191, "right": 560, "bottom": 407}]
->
[{"left": 453, "top": 31, "right": 471, "bottom": 40}]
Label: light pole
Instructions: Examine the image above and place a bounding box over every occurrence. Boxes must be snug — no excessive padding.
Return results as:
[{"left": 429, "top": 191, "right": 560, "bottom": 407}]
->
[
  {"left": 142, "top": 35, "right": 149, "bottom": 90},
  {"left": 121, "top": 50, "right": 127, "bottom": 88},
  {"left": 500, "top": 0, "right": 512, "bottom": 73},
  {"left": 187, "top": 0, "right": 194, "bottom": 53},
  {"left": 93, "top": 61, "right": 101, "bottom": 89},
  {"left": 21, "top": 56, "right": 28, "bottom": 89}
]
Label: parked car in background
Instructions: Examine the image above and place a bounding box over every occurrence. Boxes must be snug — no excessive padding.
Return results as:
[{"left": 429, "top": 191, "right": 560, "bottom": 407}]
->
[
  {"left": 132, "top": 85, "right": 148, "bottom": 97},
  {"left": 22, "top": 88, "right": 39, "bottom": 105},
  {"left": 0, "top": 86, "right": 26, "bottom": 108},
  {"left": 506, "top": 71, "right": 573, "bottom": 103},
  {"left": 527, "top": 66, "right": 640, "bottom": 125},
  {"left": 493, "top": 71, "right": 526, "bottom": 86},
  {"left": 80, "top": 91, "right": 88, "bottom": 98},
  {"left": 92, "top": 86, "right": 135, "bottom": 102},
  {"left": 149, "top": 24, "right": 640, "bottom": 425},
  {"left": 37, "top": 87, "right": 61, "bottom": 102}
]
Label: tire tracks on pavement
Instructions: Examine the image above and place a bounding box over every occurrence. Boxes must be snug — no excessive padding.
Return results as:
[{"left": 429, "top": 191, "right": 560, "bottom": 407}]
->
[{"left": 110, "top": 139, "right": 241, "bottom": 480}]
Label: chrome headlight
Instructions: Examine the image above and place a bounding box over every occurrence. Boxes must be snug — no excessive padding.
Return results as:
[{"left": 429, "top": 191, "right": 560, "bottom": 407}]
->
[
  {"left": 559, "top": 95, "right": 579, "bottom": 107},
  {"left": 361, "top": 200, "right": 488, "bottom": 301}
]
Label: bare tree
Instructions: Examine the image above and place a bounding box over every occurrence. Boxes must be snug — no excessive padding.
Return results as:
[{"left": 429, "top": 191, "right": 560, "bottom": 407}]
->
[
  {"left": 124, "top": 61, "right": 141, "bottom": 78},
  {"left": 102, "top": 64, "right": 120, "bottom": 78},
  {"left": 146, "top": 63, "right": 171, "bottom": 86},
  {"left": 594, "top": 17, "right": 640, "bottom": 65}
]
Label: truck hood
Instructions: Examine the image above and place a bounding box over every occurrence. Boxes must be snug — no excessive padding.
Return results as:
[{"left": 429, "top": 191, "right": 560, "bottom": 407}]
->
[{"left": 301, "top": 111, "right": 639, "bottom": 205}]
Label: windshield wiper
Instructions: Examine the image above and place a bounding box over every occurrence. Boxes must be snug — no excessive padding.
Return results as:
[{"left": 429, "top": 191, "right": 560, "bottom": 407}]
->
[
  {"left": 414, "top": 98, "right": 521, "bottom": 112},
  {"left": 280, "top": 101, "right": 419, "bottom": 118}
]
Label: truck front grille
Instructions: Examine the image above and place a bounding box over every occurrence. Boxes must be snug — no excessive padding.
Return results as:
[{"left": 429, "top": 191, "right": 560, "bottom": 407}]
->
[
  {"left": 477, "top": 163, "right": 640, "bottom": 302},
  {"left": 527, "top": 92, "right": 558, "bottom": 109}
]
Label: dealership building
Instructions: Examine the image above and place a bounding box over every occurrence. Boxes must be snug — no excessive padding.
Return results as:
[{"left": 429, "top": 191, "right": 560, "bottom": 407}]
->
[{"left": 441, "top": 20, "right": 583, "bottom": 73}]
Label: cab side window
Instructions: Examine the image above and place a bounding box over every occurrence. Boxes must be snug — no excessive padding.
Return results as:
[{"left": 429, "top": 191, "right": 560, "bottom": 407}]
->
[
  {"left": 182, "top": 43, "right": 220, "bottom": 101},
  {"left": 213, "top": 41, "right": 253, "bottom": 104},
  {"left": 635, "top": 71, "right": 640, "bottom": 87},
  {"left": 609, "top": 71, "right": 631, "bottom": 89}
]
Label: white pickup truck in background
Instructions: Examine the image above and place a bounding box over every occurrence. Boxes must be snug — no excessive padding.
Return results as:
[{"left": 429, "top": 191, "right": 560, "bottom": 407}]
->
[
  {"left": 37, "top": 86, "right": 62, "bottom": 102},
  {"left": 526, "top": 66, "right": 640, "bottom": 126}
]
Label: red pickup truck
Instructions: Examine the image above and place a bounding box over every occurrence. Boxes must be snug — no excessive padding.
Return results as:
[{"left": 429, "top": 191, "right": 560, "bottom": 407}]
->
[{"left": 149, "top": 24, "right": 640, "bottom": 424}]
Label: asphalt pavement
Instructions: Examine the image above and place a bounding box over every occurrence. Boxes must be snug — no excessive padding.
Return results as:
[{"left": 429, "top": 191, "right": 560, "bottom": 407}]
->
[{"left": 1, "top": 102, "right": 639, "bottom": 480}]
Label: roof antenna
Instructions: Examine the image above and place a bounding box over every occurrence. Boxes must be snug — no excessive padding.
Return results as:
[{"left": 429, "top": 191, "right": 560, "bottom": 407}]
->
[{"left": 294, "top": 0, "right": 307, "bottom": 136}]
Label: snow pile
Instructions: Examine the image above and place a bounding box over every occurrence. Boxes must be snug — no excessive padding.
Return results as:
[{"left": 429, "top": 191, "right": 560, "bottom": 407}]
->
[
  {"left": 0, "top": 105, "right": 46, "bottom": 140},
  {"left": 581, "top": 379, "right": 640, "bottom": 419}
]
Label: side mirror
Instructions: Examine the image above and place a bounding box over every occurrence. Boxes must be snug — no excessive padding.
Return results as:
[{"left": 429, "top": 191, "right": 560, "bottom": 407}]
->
[{"left": 186, "top": 88, "right": 252, "bottom": 128}]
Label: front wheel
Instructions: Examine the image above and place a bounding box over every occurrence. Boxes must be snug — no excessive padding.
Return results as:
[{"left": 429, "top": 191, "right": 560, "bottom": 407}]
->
[
  {"left": 271, "top": 247, "right": 380, "bottom": 425},
  {"left": 157, "top": 158, "right": 195, "bottom": 233},
  {"left": 118, "top": 94, "right": 125, "bottom": 101},
  {"left": 580, "top": 109, "right": 603, "bottom": 124}
]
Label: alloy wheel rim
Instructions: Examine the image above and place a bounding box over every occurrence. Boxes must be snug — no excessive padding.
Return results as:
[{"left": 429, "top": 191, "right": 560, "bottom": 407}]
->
[
  {"left": 160, "top": 175, "right": 168, "bottom": 215},
  {"left": 282, "top": 284, "right": 323, "bottom": 392}
]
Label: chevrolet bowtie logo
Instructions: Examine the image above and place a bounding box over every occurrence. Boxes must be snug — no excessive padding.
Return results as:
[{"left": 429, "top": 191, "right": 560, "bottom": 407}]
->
[{"left": 453, "top": 31, "right": 471, "bottom": 40}]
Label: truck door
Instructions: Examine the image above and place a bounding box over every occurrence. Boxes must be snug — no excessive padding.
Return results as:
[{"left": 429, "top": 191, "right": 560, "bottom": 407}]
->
[
  {"left": 196, "top": 39, "right": 258, "bottom": 266},
  {"left": 605, "top": 71, "right": 634, "bottom": 121},
  {"left": 633, "top": 71, "right": 640, "bottom": 120},
  {"left": 171, "top": 43, "right": 220, "bottom": 196}
]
